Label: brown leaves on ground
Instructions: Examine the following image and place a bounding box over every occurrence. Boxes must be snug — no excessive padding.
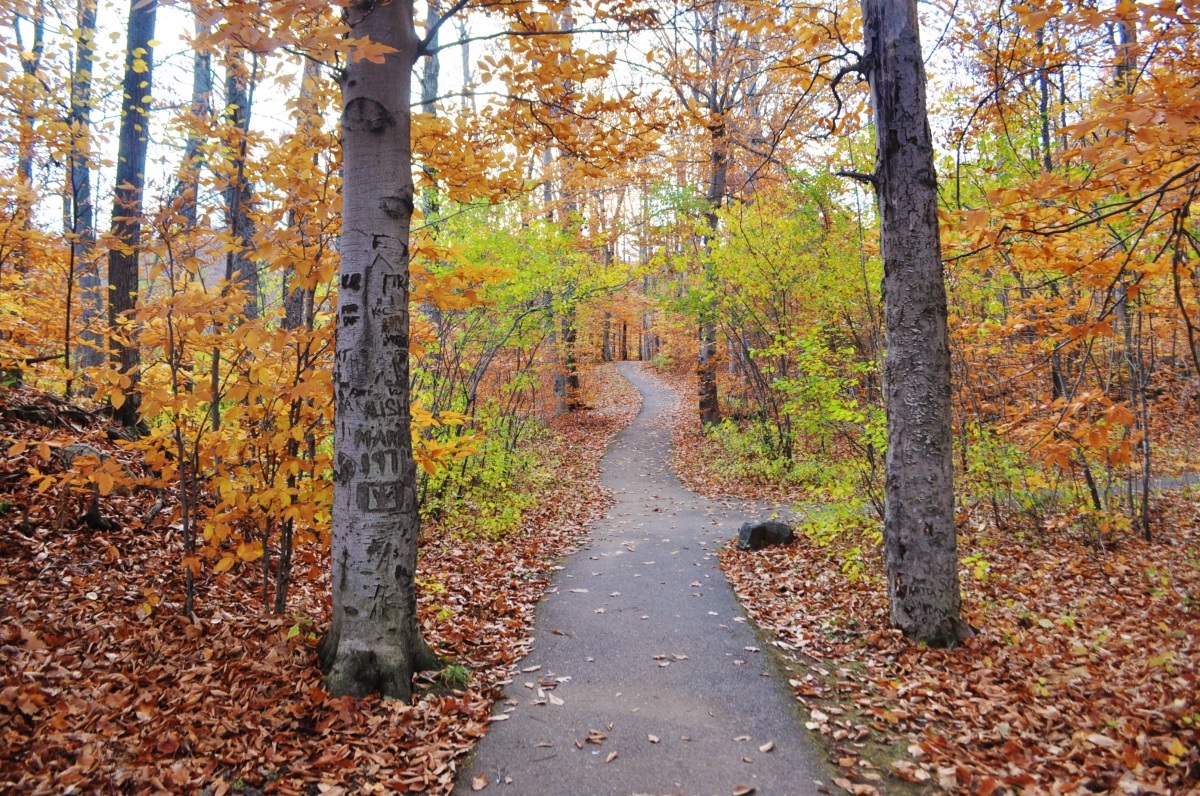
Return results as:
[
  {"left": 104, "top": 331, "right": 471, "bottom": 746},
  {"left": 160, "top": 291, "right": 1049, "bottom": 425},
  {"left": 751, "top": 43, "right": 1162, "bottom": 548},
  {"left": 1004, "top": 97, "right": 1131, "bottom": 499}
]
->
[
  {"left": 650, "top": 367, "right": 1200, "bottom": 793},
  {"left": 0, "top": 364, "right": 640, "bottom": 794}
]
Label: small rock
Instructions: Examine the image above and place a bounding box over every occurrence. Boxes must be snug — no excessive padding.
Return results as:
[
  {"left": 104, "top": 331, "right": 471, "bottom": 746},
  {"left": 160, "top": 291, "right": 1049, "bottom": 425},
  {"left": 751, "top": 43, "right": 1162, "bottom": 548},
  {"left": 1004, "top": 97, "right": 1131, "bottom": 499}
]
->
[{"left": 736, "top": 520, "right": 794, "bottom": 551}]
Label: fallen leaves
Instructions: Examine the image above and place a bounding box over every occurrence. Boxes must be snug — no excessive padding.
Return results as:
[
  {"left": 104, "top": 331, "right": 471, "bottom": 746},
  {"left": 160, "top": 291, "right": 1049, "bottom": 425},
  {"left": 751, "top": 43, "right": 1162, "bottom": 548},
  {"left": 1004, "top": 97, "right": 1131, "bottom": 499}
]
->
[
  {"left": 0, "top": 365, "right": 641, "bottom": 794},
  {"left": 655, "top": 366, "right": 1200, "bottom": 794}
]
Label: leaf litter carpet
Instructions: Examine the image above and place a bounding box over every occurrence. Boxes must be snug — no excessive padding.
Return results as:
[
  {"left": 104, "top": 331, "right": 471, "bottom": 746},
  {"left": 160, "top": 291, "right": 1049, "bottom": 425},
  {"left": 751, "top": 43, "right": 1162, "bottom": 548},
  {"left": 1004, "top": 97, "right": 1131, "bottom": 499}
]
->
[{"left": 0, "top": 364, "right": 637, "bottom": 794}]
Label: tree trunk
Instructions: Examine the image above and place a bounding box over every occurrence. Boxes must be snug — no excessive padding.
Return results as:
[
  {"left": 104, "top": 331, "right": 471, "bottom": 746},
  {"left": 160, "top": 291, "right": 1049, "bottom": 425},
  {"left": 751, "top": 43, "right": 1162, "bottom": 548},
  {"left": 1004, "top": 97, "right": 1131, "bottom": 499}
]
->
[
  {"left": 698, "top": 124, "right": 727, "bottom": 427},
  {"left": 223, "top": 50, "right": 259, "bottom": 319},
  {"left": 564, "top": 305, "right": 579, "bottom": 393},
  {"left": 420, "top": 0, "right": 441, "bottom": 115},
  {"left": 318, "top": 0, "right": 439, "bottom": 700},
  {"left": 178, "top": 13, "right": 212, "bottom": 228},
  {"left": 862, "top": 0, "right": 966, "bottom": 647},
  {"left": 283, "top": 58, "right": 321, "bottom": 333},
  {"left": 70, "top": 0, "right": 104, "bottom": 374},
  {"left": 13, "top": 2, "right": 45, "bottom": 272},
  {"left": 107, "top": 0, "right": 157, "bottom": 427}
]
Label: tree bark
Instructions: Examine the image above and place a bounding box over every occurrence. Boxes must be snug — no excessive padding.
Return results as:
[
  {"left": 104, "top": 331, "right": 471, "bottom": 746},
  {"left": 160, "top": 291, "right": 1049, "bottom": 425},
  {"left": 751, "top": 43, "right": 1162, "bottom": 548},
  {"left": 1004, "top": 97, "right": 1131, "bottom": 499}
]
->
[
  {"left": 319, "top": 0, "right": 439, "bottom": 700},
  {"left": 178, "top": 12, "right": 212, "bottom": 229},
  {"left": 13, "top": 1, "right": 45, "bottom": 272},
  {"left": 223, "top": 50, "right": 259, "bottom": 320},
  {"left": 698, "top": 123, "right": 727, "bottom": 427},
  {"left": 862, "top": 0, "right": 966, "bottom": 646},
  {"left": 107, "top": 0, "right": 157, "bottom": 427},
  {"left": 70, "top": 0, "right": 105, "bottom": 373}
]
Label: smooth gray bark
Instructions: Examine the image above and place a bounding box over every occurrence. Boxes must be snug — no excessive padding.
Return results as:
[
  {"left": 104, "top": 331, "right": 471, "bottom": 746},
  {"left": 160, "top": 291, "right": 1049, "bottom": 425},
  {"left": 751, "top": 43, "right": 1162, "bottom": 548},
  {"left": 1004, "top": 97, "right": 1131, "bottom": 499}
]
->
[
  {"left": 70, "top": 0, "right": 105, "bottom": 373},
  {"left": 177, "top": 14, "right": 212, "bottom": 229},
  {"left": 862, "top": 0, "right": 966, "bottom": 646},
  {"left": 223, "top": 50, "right": 259, "bottom": 319},
  {"left": 13, "top": 2, "right": 45, "bottom": 271},
  {"left": 318, "top": 0, "right": 438, "bottom": 700}
]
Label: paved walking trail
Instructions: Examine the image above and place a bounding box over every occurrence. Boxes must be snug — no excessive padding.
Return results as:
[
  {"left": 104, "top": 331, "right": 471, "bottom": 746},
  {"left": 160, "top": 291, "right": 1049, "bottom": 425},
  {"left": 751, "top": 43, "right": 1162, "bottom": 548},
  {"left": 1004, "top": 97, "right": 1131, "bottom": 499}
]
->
[{"left": 454, "top": 363, "right": 832, "bottom": 796}]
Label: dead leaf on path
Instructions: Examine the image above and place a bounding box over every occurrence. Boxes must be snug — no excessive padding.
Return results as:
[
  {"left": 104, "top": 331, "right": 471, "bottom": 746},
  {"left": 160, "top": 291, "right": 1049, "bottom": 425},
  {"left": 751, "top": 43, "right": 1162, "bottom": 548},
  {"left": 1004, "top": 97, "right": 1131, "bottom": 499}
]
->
[
  {"left": 759, "top": 740, "right": 775, "bottom": 753},
  {"left": 522, "top": 665, "right": 542, "bottom": 672},
  {"left": 471, "top": 773, "right": 488, "bottom": 791},
  {"left": 547, "top": 692, "right": 564, "bottom": 706},
  {"left": 648, "top": 734, "right": 660, "bottom": 743},
  {"left": 488, "top": 713, "right": 510, "bottom": 722},
  {"left": 570, "top": 588, "right": 589, "bottom": 593},
  {"left": 605, "top": 750, "right": 618, "bottom": 763},
  {"left": 891, "top": 760, "right": 929, "bottom": 783},
  {"left": 734, "top": 734, "right": 751, "bottom": 741},
  {"left": 733, "top": 787, "right": 756, "bottom": 796}
]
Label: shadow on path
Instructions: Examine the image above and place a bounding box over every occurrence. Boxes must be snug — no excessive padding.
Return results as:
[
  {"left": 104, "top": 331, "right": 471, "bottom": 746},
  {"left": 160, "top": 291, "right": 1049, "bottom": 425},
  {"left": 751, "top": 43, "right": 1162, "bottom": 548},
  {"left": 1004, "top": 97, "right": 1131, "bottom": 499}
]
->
[{"left": 454, "top": 363, "right": 834, "bottom": 796}]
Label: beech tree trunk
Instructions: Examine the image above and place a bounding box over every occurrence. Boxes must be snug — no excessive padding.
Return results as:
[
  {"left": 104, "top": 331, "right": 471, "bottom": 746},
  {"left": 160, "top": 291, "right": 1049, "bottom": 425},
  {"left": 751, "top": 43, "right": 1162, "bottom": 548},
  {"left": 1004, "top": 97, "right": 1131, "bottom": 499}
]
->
[
  {"left": 70, "top": 0, "right": 104, "bottom": 373},
  {"left": 862, "top": 0, "right": 966, "bottom": 646},
  {"left": 223, "top": 50, "right": 259, "bottom": 319},
  {"left": 107, "top": 0, "right": 157, "bottom": 427},
  {"left": 13, "top": 2, "right": 45, "bottom": 272},
  {"left": 178, "top": 13, "right": 212, "bottom": 229},
  {"left": 318, "top": 0, "right": 439, "bottom": 700}
]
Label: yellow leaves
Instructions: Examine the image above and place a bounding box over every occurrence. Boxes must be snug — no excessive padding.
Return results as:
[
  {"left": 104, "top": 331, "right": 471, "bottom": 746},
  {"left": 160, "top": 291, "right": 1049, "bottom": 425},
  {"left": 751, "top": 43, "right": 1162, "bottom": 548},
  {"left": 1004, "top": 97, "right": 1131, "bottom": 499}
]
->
[
  {"left": 347, "top": 37, "right": 398, "bottom": 65},
  {"left": 237, "top": 540, "right": 264, "bottom": 562},
  {"left": 961, "top": 208, "right": 991, "bottom": 231}
]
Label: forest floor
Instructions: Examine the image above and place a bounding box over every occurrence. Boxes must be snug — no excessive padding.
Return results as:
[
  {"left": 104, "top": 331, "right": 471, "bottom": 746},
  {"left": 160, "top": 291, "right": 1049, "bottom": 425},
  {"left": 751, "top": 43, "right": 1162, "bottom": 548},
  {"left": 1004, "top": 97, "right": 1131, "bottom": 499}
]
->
[
  {"left": 3, "top": 362, "right": 1198, "bottom": 795},
  {"left": 654, "top": 366, "right": 1200, "bottom": 795},
  {"left": 0, "top": 364, "right": 638, "bottom": 795}
]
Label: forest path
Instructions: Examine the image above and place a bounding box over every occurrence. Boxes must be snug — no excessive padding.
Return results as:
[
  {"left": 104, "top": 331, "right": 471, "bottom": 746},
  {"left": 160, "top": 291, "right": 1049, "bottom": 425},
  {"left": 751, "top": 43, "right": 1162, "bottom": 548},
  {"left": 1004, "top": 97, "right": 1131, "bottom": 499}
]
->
[{"left": 453, "top": 363, "right": 833, "bottom": 796}]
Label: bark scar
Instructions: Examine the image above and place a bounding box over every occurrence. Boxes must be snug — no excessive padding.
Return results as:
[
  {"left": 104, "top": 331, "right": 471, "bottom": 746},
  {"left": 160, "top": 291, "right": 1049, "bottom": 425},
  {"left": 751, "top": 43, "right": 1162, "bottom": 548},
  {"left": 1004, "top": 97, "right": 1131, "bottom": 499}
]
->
[{"left": 343, "top": 97, "right": 394, "bottom": 133}]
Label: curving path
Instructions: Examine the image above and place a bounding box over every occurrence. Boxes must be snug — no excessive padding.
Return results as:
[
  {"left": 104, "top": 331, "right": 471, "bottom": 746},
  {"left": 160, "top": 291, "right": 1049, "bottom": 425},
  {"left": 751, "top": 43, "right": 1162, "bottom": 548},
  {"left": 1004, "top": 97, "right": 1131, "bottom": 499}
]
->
[{"left": 453, "top": 363, "right": 833, "bottom": 796}]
